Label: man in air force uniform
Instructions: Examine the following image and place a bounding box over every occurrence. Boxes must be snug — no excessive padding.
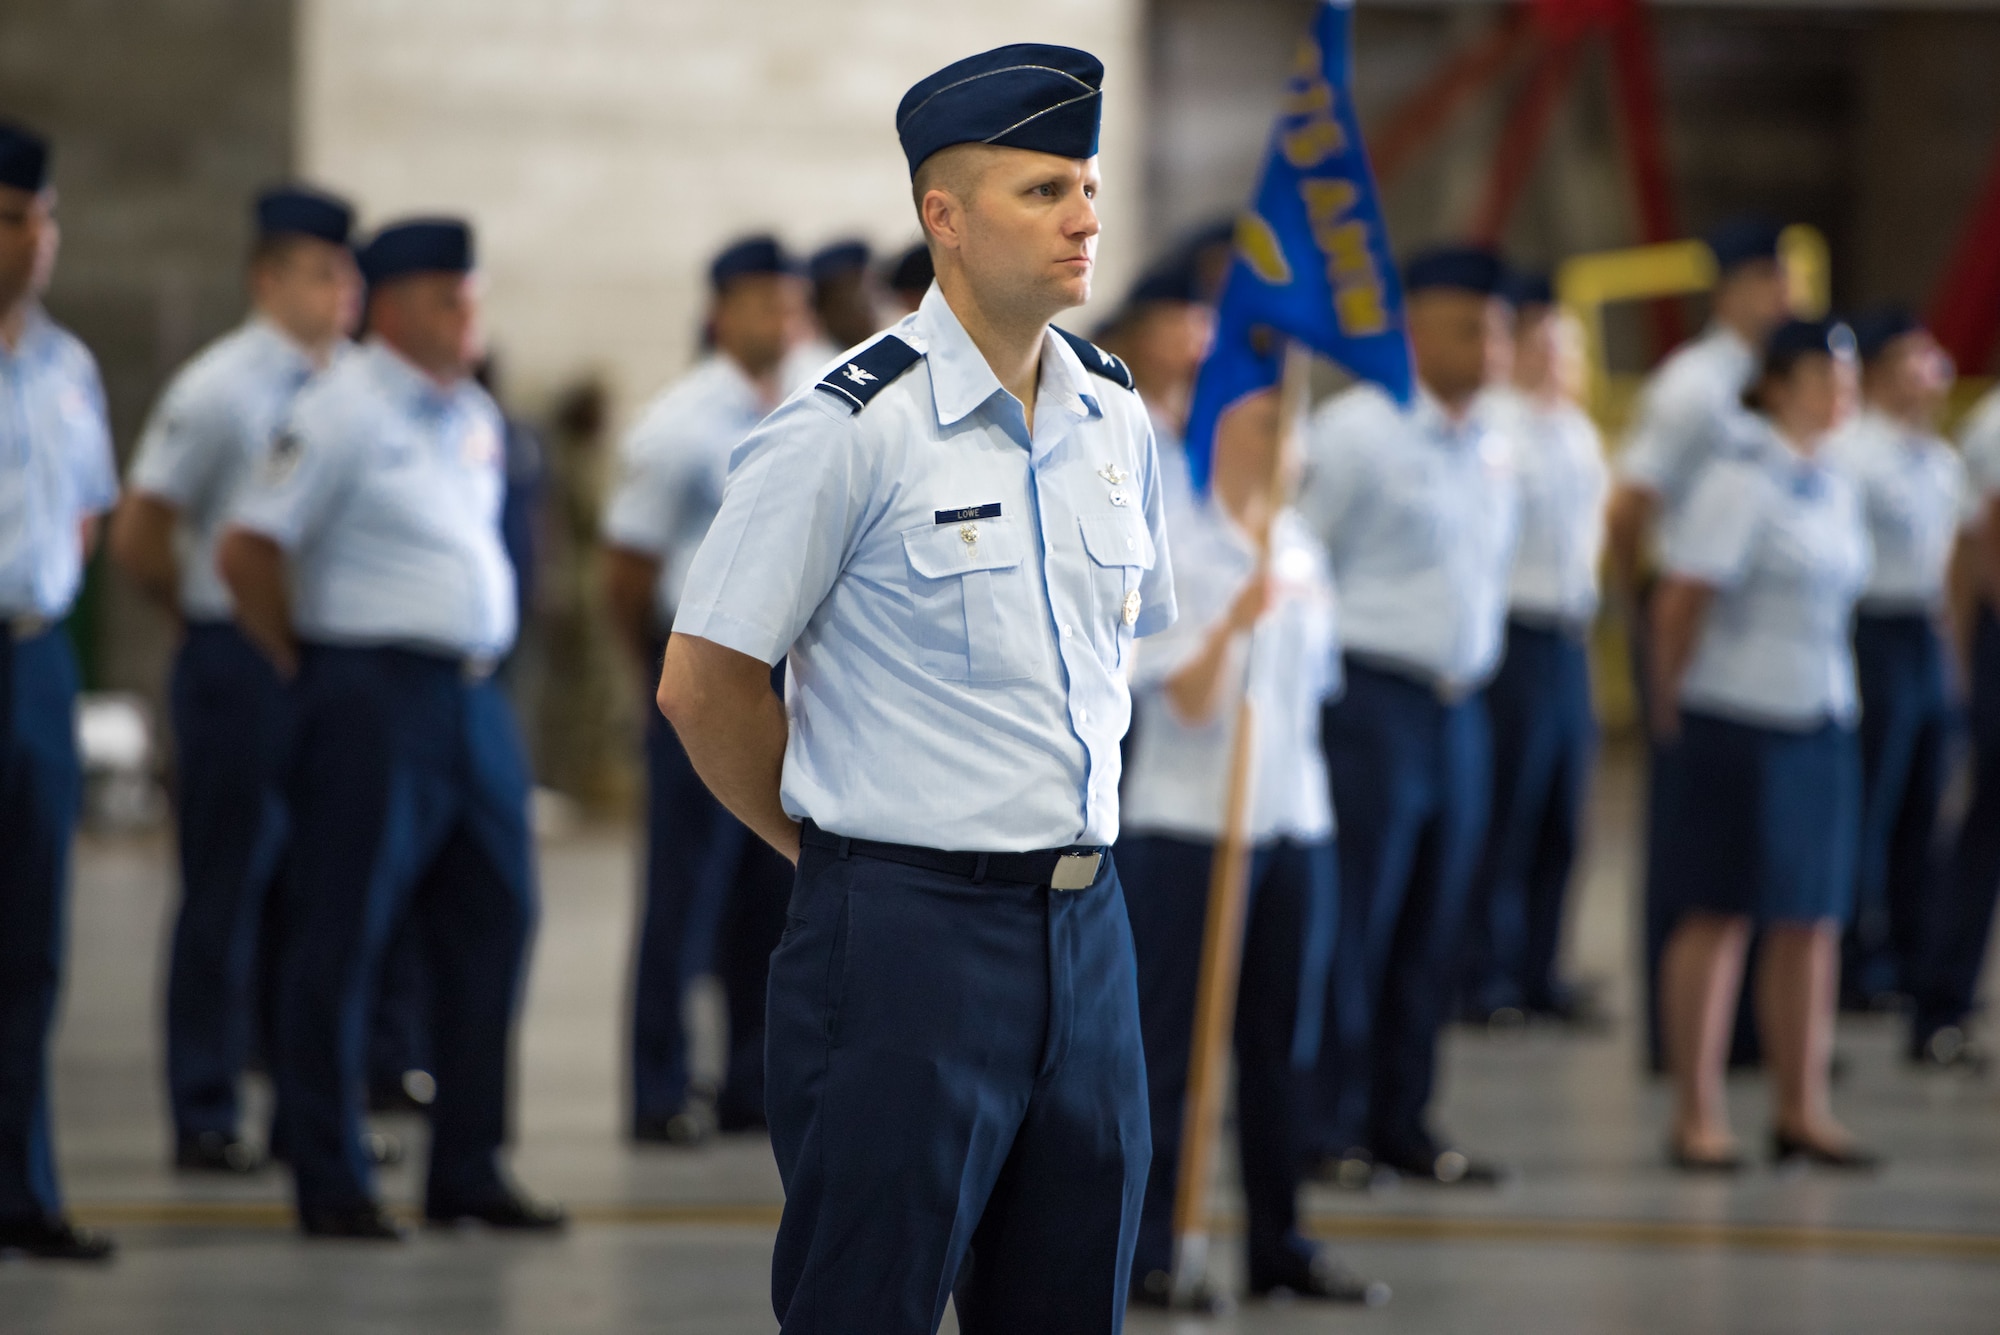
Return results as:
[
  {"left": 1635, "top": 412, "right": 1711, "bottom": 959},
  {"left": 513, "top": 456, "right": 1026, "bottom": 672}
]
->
[
  {"left": 0, "top": 120, "right": 118, "bottom": 1263},
  {"left": 219, "top": 219, "right": 563, "bottom": 1241},
  {"left": 655, "top": 45, "right": 1175, "bottom": 1335},
  {"left": 603, "top": 236, "right": 807, "bottom": 1144},
  {"left": 1299, "top": 246, "right": 1519, "bottom": 1187},
  {"left": 111, "top": 186, "right": 360, "bottom": 1174}
]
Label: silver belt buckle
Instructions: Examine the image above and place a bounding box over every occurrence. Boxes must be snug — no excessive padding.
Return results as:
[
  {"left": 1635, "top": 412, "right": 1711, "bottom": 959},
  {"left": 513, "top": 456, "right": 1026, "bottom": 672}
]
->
[
  {"left": 1050, "top": 851, "right": 1102, "bottom": 892},
  {"left": 8, "top": 613, "right": 50, "bottom": 640},
  {"left": 462, "top": 655, "right": 496, "bottom": 684}
]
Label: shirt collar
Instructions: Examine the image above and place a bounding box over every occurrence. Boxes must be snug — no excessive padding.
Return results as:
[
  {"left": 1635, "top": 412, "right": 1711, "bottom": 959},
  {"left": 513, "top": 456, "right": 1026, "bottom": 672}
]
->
[
  {"left": 247, "top": 316, "right": 321, "bottom": 381},
  {"left": 1706, "top": 323, "right": 1758, "bottom": 382},
  {"left": 363, "top": 337, "right": 469, "bottom": 416},
  {"left": 0, "top": 303, "right": 57, "bottom": 367},
  {"left": 1410, "top": 383, "right": 1486, "bottom": 447},
  {"left": 915, "top": 283, "right": 1101, "bottom": 431}
]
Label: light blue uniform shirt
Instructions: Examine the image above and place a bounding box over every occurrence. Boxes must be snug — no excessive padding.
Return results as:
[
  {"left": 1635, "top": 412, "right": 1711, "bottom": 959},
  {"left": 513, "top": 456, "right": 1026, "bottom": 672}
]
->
[
  {"left": 673, "top": 284, "right": 1176, "bottom": 852},
  {"left": 1486, "top": 386, "right": 1607, "bottom": 626},
  {"left": 1822, "top": 407, "right": 1965, "bottom": 613},
  {"left": 602, "top": 354, "right": 773, "bottom": 629},
  {"left": 1123, "top": 502, "right": 1338, "bottom": 844},
  {"left": 1663, "top": 425, "right": 1871, "bottom": 730},
  {"left": 229, "top": 340, "right": 516, "bottom": 660},
  {"left": 0, "top": 306, "right": 117, "bottom": 619},
  {"left": 1298, "top": 383, "right": 1519, "bottom": 696},
  {"left": 128, "top": 319, "right": 330, "bottom": 621},
  {"left": 1960, "top": 384, "right": 2000, "bottom": 518},
  {"left": 1619, "top": 325, "right": 1758, "bottom": 520}
]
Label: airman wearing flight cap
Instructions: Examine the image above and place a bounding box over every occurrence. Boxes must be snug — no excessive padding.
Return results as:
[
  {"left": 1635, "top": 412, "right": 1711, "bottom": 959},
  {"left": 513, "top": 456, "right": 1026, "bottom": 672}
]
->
[
  {"left": 806, "top": 238, "right": 887, "bottom": 351},
  {"left": 0, "top": 119, "right": 118, "bottom": 1264},
  {"left": 1605, "top": 216, "right": 1795, "bottom": 1071},
  {"left": 1819, "top": 309, "right": 1964, "bottom": 1016},
  {"left": 1296, "top": 244, "right": 1518, "bottom": 1188},
  {"left": 655, "top": 42, "right": 1174, "bottom": 1334},
  {"left": 219, "top": 217, "right": 563, "bottom": 1241},
  {"left": 111, "top": 184, "right": 361, "bottom": 1177},
  {"left": 602, "top": 234, "right": 808, "bottom": 1146}
]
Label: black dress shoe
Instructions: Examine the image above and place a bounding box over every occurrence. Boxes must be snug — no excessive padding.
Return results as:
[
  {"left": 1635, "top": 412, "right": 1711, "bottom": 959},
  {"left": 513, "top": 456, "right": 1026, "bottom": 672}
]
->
[
  {"left": 1909, "top": 1026, "right": 1991, "bottom": 1074},
  {"left": 1377, "top": 1145, "right": 1508, "bottom": 1186},
  {"left": 1127, "top": 1267, "right": 1234, "bottom": 1315},
  {"left": 1250, "top": 1250, "right": 1390, "bottom": 1306},
  {"left": 175, "top": 1131, "right": 267, "bottom": 1175},
  {"left": 632, "top": 1105, "right": 713, "bottom": 1147},
  {"left": 1666, "top": 1139, "right": 1745, "bottom": 1174},
  {"left": 1306, "top": 1147, "right": 1381, "bottom": 1191},
  {"left": 1770, "top": 1130, "right": 1881, "bottom": 1171},
  {"left": 299, "top": 1201, "right": 408, "bottom": 1241},
  {"left": 426, "top": 1191, "right": 568, "bottom": 1232},
  {"left": 0, "top": 1214, "right": 116, "bottom": 1261},
  {"left": 367, "top": 1070, "right": 437, "bottom": 1115}
]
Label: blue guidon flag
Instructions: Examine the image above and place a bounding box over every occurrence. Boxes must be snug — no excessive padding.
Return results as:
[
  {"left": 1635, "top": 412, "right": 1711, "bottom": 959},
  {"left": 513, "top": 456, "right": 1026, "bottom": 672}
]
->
[{"left": 1182, "top": 0, "right": 1414, "bottom": 493}]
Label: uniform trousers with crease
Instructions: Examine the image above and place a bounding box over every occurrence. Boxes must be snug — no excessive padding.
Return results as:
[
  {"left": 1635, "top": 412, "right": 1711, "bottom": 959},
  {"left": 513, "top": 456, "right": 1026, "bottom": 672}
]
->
[
  {"left": 0, "top": 626, "right": 81, "bottom": 1225},
  {"left": 767, "top": 830, "right": 1150, "bottom": 1335},
  {"left": 271, "top": 644, "right": 535, "bottom": 1214}
]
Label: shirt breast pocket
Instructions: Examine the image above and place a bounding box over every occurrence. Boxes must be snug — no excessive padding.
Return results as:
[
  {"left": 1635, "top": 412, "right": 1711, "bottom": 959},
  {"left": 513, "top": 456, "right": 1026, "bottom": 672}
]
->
[
  {"left": 1078, "top": 513, "right": 1155, "bottom": 670},
  {"left": 902, "top": 521, "right": 1036, "bottom": 683}
]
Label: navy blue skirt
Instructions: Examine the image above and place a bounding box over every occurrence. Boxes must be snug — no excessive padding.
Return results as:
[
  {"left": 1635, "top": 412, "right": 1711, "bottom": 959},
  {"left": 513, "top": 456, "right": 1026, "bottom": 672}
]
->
[{"left": 1656, "top": 711, "right": 1860, "bottom": 925}]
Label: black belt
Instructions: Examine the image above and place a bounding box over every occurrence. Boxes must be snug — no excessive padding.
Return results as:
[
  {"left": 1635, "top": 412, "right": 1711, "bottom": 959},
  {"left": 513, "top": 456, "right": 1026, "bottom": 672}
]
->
[{"left": 800, "top": 819, "right": 1107, "bottom": 891}]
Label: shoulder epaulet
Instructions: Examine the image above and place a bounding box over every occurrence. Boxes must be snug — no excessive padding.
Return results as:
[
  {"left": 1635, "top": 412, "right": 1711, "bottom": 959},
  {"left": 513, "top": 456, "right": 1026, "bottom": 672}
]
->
[
  {"left": 1054, "top": 326, "right": 1135, "bottom": 392},
  {"left": 814, "top": 336, "right": 923, "bottom": 414}
]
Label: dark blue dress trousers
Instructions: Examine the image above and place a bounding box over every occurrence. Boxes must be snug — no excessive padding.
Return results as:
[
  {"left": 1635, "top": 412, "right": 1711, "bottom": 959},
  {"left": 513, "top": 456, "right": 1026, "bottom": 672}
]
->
[
  {"left": 271, "top": 645, "right": 535, "bottom": 1214},
  {"left": 164, "top": 621, "right": 291, "bottom": 1139},
  {"left": 1312, "top": 659, "right": 1490, "bottom": 1164},
  {"left": 1461, "top": 619, "right": 1595, "bottom": 1015},
  {"left": 1117, "top": 833, "right": 1335, "bottom": 1288},
  {"left": 0, "top": 626, "right": 82, "bottom": 1225},
  {"left": 766, "top": 833, "right": 1150, "bottom": 1335}
]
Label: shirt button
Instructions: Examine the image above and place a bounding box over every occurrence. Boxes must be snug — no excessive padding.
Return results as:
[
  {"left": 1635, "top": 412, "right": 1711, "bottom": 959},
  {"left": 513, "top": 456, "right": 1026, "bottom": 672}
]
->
[
  {"left": 1126, "top": 538, "right": 1136, "bottom": 552},
  {"left": 1060, "top": 623, "right": 1072, "bottom": 638},
  {"left": 1079, "top": 708, "right": 1090, "bottom": 724}
]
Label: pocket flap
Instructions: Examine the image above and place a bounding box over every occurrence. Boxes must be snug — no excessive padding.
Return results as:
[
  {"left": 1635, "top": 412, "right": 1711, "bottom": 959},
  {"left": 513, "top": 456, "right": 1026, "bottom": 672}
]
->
[
  {"left": 903, "top": 520, "right": 1025, "bottom": 579},
  {"left": 1078, "top": 514, "right": 1155, "bottom": 569}
]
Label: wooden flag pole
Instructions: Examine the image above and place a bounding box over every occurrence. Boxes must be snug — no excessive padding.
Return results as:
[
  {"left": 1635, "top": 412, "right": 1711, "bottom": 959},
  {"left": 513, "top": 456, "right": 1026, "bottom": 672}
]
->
[{"left": 1169, "top": 343, "right": 1311, "bottom": 1304}]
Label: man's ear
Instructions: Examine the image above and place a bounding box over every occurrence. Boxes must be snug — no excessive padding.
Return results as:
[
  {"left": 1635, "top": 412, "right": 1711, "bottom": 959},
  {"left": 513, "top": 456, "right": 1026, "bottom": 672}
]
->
[{"left": 921, "top": 189, "right": 962, "bottom": 255}]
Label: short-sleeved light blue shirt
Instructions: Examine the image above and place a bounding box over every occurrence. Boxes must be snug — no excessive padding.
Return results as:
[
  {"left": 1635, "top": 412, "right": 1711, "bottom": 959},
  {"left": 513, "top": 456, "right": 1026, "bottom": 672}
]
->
[
  {"left": 1619, "top": 325, "right": 1758, "bottom": 518},
  {"left": 1123, "top": 501, "right": 1338, "bottom": 845},
  {"left": 602, "top": 354, "right": 774, "bottom": 629},
  {"left": 1486, "top": 386, "right": 1607, "bottom": 626},
  {"left": 1663, "top": 426, "right": 1871, "bottom": 729},
  {"left": 0, "top": 306, "right": 117, "bottom": 619},
  {"left": 1822, "top": 408, "right": 1964, "bottom": 612},
  {"left": 228, "top": 340, "right": 516, "bottom": 660},
  {"left": 128, "top": 319, "right": 332, "bottom": 621},
  {"left": 1960, "top": 385, "right": 2000, "bottom": 515},
  {"left": 1298, "top": 383, "right": 1519, "bottom": 695},
  {"left": 673, "top": 284, "right": 1177, "bottom": 852}
]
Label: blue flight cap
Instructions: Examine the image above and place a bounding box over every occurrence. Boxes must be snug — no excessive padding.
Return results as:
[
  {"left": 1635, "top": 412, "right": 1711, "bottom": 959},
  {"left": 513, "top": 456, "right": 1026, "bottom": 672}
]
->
[
  {"left": 1403, "top": 245, "right": 1509, "bottom": 298},
  {"left": 358, "top": 218, "right": 474, "bottom": 286},
  {"left": 709, "top": 235, "right": 800, "bottom": 291},
  {"left": 1124, "top": 250, "right": 1205, "bottom": 308},
  {"left": 1703, "top": 217, "right": 1785, "bottom": 275},
  {"left": 0, "top": 121, "right": 50, "bottom": 193},
  {"left": 887, "top": 242, "right": 934, "bottom": 296},
  {"left": 255, "top": 186, "right": 355, "bottom": 247},
  {"left": 1849, "top": 305, "right": 1923, "bottom": 362},
  {"left": 808, "top": 240, "right": 872, "bottom": 286},
  {"left": 1762, "top": 316, "right": 1855, "bottom": 370},
  {"left": 1504, "top": 269, "right": 1554, "bottom": 308},
  {"left": 897, "top": 43, "right": 1104, "bottom": 175}
]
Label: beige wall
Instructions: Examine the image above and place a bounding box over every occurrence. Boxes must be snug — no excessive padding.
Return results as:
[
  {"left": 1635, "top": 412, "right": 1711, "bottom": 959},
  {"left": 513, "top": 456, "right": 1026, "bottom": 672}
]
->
[{"left": 298, "top": 0, "right": 1145, "bottom": 427}]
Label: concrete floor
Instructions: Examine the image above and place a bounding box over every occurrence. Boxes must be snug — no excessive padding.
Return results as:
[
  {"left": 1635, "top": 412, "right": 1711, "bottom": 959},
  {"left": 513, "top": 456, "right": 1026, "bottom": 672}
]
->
[{"left": 7, "top": 755, "right": 2000, "bottom": 1334}]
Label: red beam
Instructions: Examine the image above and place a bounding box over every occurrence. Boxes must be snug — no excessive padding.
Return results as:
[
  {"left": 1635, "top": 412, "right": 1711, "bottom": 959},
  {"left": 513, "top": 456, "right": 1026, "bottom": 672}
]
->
[
  {"left": 1469, "top": 32, "right": 1590, "bottom": 247},
  {"left": 1369, "top": 7, "right": 1533, "bottom": 186},
  {"left": 1605, "top": 0, "right": 1686, "bottom": 352},
  {"left": 1927, "top": 130, "right": 2000, "bottom": 376}
]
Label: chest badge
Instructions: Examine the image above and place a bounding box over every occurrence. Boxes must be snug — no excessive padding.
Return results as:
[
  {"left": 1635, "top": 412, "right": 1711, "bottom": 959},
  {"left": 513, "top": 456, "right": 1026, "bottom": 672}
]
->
[
  {"left": 1121, "top": 589, "right": 1142, "bottom": 627},
  {"left": 1109, "top": 489, "right": 1130, "bottom": 508},
  {"left": 1097, "top": 463, "right": 1128, "bottom": 487},
  {"left": 959, "top": 523, "right": 979, "bottom": 552}
]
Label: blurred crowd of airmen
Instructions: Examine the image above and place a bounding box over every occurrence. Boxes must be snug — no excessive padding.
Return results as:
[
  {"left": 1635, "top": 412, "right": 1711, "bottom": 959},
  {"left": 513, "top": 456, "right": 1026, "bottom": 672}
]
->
[{"left": 2, "top": 62, "right": 1999, "bottom": 1328}]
